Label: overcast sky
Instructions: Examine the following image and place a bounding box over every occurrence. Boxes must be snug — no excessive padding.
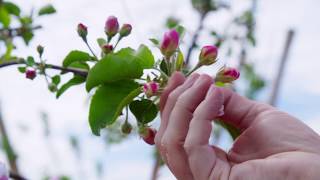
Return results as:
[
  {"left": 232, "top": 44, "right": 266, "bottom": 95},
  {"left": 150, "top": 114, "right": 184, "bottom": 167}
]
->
[{"left": 0, "top": 0, "right": 320, "bottom": 179}]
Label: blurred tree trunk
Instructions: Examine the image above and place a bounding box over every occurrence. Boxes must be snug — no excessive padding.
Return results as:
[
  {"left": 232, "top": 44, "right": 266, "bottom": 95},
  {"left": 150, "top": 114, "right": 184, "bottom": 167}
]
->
[
  {"left": 150, "top": 150, "right": 162, "bottom": 180},
  {"left": 0, "top": 104, "right": 19, "bottom": 174},
  {"left": 269, "top": 29, "right": 295, "bottom": 106}
]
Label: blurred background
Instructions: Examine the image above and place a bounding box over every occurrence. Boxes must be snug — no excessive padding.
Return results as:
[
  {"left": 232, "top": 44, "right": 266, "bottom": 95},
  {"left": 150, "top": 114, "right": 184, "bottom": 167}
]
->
[{"left": 0, "top": 0, "right": 319, "bottom": 179}]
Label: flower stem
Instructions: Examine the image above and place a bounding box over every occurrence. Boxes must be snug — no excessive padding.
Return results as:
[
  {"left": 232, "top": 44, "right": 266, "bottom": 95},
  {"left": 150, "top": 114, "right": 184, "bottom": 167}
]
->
[
  {"left": 84, "top": 40, "right": 98, "bottom": 60},
  {"left": 114, "top": 36, "right": 123, "bottom": 50},
  {"left": 186, "top": 63, "right": 201, "bottom": 77},
  {"left": 152, "top": 68, "right": 168, "bottom": 81}
]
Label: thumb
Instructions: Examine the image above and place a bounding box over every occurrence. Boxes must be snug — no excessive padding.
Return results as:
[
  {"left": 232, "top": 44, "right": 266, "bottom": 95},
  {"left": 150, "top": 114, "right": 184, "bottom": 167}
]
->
[{"left": 219, "top": 88, "right": 274, "bottom": 132}]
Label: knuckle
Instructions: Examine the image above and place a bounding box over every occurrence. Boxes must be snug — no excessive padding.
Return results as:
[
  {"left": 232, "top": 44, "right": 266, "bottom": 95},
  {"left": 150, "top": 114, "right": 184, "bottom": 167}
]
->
[
  {"left": 167, "top": 91, "right": 179, "bottom": 103},
  {"left": 183, "top": 142, "right": 196, "bottom": 155},
  {"left": 162, "top": 134, "right": 181, "bottom": 149}
]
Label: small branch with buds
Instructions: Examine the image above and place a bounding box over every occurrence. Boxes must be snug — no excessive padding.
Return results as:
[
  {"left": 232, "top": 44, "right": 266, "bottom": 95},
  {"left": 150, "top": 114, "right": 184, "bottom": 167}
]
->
[
  {"left": 0, "top": 26, "right": 42, "bottom": 38},
  {"left": 0, "top": 60, "right": 88, "bottom": 78}
]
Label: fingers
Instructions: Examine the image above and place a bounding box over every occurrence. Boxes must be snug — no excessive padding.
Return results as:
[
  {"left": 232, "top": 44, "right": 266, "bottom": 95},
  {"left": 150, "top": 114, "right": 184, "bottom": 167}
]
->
[
  {"left": 160, "top": 75, "right": 213, "bottom": 179},
  {"left": 184, "top": 86, "right": 228, "bottom": 179},
  {"left": 159, "top": 72, "right": 186, "bottom": 111},
  {"left": 156, "top": 72, "right": 186, "bottom": 150}
]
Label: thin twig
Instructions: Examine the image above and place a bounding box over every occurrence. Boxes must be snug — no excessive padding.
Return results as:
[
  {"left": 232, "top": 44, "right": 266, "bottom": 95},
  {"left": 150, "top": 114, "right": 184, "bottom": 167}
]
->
[
  {"left": 185, "top": 13, "right": 207, "bottom": 66},
  {"left": 0, "top": 60, "right": 88, "bottom": 77},
  {"left": 0, "top": 26, "right": 42, "bottom": 37}
]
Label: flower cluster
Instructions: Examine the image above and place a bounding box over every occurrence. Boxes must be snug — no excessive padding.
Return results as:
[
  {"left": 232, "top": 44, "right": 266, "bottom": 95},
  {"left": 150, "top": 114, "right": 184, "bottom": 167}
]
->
[{"left": 77, "top": 15, "right": 132, "bottom": 57}]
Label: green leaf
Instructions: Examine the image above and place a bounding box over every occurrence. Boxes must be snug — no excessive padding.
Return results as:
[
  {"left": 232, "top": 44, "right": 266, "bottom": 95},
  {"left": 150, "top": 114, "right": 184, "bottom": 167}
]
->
[
  {"left": 56, "top": 76, "right": 86, "bottom": 98},
  {"left": 247, "top": 32, "right": 256, "bottom": 46},
  {"left": 135, "top": 44, "right": 155, "bottom": 69},
  {"left": 3, "top": 2, "right": 20, "bottom": 16},
  {"left": 216, "top": 119, "right": 240, "bottom": 140},
  {"left": 18, "top": 66, "right": 26, "bottom": 73},
  {"left": 0, "top": 6, "right": 11, "bottom": 28},
  {"left": 129, "top": 99, "right": 158, "bottom": 124},
  {"left": 149, "top": 38, "right": 159, "bottom": 46},
  {"left": 67, "top": 61, "right": 90, "bottom": 70},
  {"left": 97, "top": 38, "right": 107, "bottom": 47},
  {"left": 62, "top": 50, "right": 91, "bottom": 68},
  {"left": 215, "top": 81, "right": 225, "bottom": 87},
  {"left": 51, "top": 75, "right": 61, "bottom": 85},
  {"left": 166, "top": 17, "right": 180, "bottom": 29},
  {"left": 174, "top": 25, "right": 186, "bottom": 38},
  {"left": 89, "top": 80, "right": 140, "bottom": 135},
  {"left": 26, "top": 56, "right": 35, "bottom": 66},
  {"left": 21, "top": 30, "right": 34, "bottom": 45},
  {"left": 19, "top": 16, "right": 32, "bottom": 25},
  {"left": 176, "top": 50, "right": 184, "bottom": 71},
  {"left": 86, "top": 48, "right": 143, "bottom": 91},
  {"left": 38, "top": 4, "right": 56, "bottom": 16}
]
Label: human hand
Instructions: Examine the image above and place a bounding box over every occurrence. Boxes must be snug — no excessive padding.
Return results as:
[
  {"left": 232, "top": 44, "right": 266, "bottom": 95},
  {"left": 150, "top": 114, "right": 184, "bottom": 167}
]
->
[{"left": 155, "top": 72, "right": 320, "bottom": 180}]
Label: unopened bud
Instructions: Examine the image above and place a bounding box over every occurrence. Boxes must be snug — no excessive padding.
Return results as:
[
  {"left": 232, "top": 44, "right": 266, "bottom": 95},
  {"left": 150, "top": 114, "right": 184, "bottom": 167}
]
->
[
  {"left": 143, "top": 81, "right": 159, "bottom": 98},
  {"left": 121, "top": 121, "right": 133, "bottom": 134},
  {"left": 215, "top": 66, "right": 240, "bottom": 83},
  {"left": 77, "top": 23, "right": 88, "bottom": 41},
  {"left": 105, "top": 16, "right": 119, "bottom": 39},
  {"left": 37, "top": 45, "right": 44, "bottom": 57},
  {"left": 101, "top": 44, "right": 113, "bottom": 54},
  {"left": 140, "top": 127, "right": 156, "bottom": 145},
  {"left": 199, "top": 45, "right": 218, "bottom": 66},
  {"left": 26, "top": 68, "right": 36, "bottom": 80},
  {"left": 48, "top": 83, "right": 57, "bottom": 92},
  {"left": 119, "top": 24, "right": 132, "bottom": 37},
  {"left": 160, "top": 29, "right": 179, "bottom": 58}
]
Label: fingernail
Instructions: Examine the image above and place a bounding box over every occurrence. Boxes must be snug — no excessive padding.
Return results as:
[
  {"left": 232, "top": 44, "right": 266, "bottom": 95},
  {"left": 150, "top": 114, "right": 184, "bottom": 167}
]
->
[
  {"left": 208, "top": 85, "right": 215, "bottom": 94},
  {"left": 218, "top": 105, "right": 224, "bottom": 116}
]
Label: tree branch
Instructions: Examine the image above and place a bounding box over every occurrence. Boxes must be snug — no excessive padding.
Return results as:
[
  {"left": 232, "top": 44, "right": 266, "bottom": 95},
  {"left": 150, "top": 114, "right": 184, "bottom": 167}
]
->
[
  {"left": 0, "top": 60, "right": 88, "bottom": 78},
  {"left": 185, "top": 12, "right": 207, "bottom": 66},
  {"left": 0, "top": 26, "right": 42, "bottom": 38}
]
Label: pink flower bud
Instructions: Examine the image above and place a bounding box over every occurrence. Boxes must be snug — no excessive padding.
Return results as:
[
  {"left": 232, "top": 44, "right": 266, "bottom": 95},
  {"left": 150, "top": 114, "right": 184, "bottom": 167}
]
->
[
  {"left": 26, "top": 68, "right": 36, "bottom": 80},
  {"left": 119, "top": 24, "right": 132, "bottom": 37},
  {"left": 160, "top": 29, "right": 179, "bottom": 58},
  {"left": 199, "top": 45, "right": 218, "bottom": 65},
  {"left": 143, "top": 81, "right": 159, "bottom": 98},
  {"left": 105, "top": 16, "right": 119, "bottom": 38},
  {"left": 0, "top": 162, "right": 8, "bottom": 180},
  {"left": 77, "top": 23, "right": 88, "bottom": 40},
  {"left": 215, "top": 66, "right": 240, "bottom": 83},
  {"left": 101, "top": 44, "right": 113, "bottom": 54},
  {"left": 140, "top": 127, "right": 156, "bottom": 145}
]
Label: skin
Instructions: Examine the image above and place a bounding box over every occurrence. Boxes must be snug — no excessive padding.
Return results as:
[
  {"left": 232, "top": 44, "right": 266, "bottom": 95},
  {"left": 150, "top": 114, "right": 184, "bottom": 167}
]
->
[{"left": 155, "top": 72, "right": 320, "bottom": 180}]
